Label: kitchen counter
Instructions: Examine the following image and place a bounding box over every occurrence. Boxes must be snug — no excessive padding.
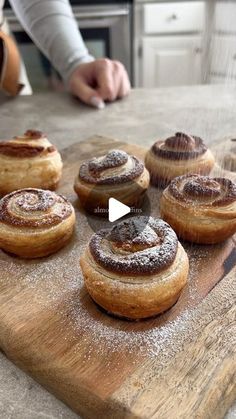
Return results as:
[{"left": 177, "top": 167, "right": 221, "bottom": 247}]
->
[{"left": 0, "top": 85, "right": 236, "bottom": 419}]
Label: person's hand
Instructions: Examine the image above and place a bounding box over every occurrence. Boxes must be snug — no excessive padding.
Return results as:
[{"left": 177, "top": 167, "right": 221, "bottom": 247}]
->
[{"left": 68, "top": 58, "right": 130, "bottom": 109}]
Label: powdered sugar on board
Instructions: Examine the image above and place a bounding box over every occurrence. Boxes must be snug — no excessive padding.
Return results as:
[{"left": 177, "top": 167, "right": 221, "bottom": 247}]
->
[{"left": 0, "top": 194, "right": 235, "bottom": 364}]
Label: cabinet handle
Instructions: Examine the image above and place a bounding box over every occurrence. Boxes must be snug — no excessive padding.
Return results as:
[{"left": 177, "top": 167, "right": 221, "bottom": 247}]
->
[
  {"left": 168, "top": 13, "right": 178, "bottom": 21},
  {"left": 233, "top": 54, "right": 236, "bottom": 60},
  {"left": 195, "top": 47, "right": 202, "bottom": 54},
  {"left": 138, "top": 44, "right": 143, "bottom": 58}
]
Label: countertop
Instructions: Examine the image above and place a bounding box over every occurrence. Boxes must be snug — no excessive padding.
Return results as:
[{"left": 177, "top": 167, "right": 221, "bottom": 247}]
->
[{"left": 0, "top": 85, "right": 236, "bottom": 419}]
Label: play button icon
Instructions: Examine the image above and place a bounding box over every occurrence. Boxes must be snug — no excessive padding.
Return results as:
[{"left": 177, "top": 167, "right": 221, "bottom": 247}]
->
[
  {"left": 108, "top": 198, "right": 131, "bottom": 222},
  {"left": 83, "top": 180, "right": 151, "bottom": 234}
]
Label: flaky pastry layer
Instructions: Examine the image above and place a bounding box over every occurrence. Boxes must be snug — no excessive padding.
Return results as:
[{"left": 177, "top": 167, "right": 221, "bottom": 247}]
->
[
  {"left": 160, "top": 177, "right": 236, "bottom": 243},
  {"left": 0, "top": 132, "right": 63, "bottom": 195},
  {"left": 80, "top": 243, "right": 189, "bottom": 320},
  {"left": 74, "top": 168, "right": 150, "bottom": 214},
  {"left": 145, "top": 148, "right": 215, "bottom": 187}
]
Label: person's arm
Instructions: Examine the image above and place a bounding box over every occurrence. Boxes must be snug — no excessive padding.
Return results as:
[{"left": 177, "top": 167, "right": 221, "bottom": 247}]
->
[
  {"left": 9, "top": 0, "right": 93, "bottom": 82},
  {"left": 9, "top": 0, "right": 130, "bottom": 108}
]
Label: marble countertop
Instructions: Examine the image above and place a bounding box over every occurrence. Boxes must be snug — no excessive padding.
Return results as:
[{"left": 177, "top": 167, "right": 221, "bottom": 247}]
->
[{"left": 0, "top": 85, "right": 236, "bottom": 419}]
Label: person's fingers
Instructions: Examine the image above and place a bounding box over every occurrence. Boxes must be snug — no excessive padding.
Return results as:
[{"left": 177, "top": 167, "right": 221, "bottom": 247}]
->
[
  {"left": 69, "top": 76, "right": 105, "bottom": 109},
  {"left": 68, "top": 59, "right": 131, "bottom": 107},
  {"left": 118, "top": 74, "right": 131, "bottom": 98},
  {"left": 112, "top": 61, "right": 131, "bottom": 98},
  {"left": 111, "top": 61, "right": 123, "bottom": 98},
  {"left": 96, "top": 59, "right": 118, "bottom": 101}
]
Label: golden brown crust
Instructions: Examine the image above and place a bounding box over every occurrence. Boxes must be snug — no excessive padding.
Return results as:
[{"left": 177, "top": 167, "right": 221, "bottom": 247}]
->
[
  {"left": 160, "top": 174, "right": 236, "bottom": 244},
  {"left": 0, "top": 130, "right": 63, "bottom": 195},
  {"left": 0, "top": 188, "right": 75, "bottom": 258},
  {"left": 80, "top": 216, "right": 189, "bottom": 320},
  {"left": 145, "top": 132, "right": 215, "bottom": 187},
  {"left": 74, "top": 150, "right": 150, "bottom": 214}
]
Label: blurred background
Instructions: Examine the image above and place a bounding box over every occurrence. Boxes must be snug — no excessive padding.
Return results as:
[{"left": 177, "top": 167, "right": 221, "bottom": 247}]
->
[{"left": 4, "top": 0, "right": 236, "bottom": 91}]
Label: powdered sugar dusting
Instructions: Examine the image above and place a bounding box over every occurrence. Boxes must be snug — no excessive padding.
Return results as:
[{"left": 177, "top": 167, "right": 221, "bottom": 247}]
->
[
  {"left": 152, "top": 133, "right": 207, "bottom": 160},
  {"left": 0, "top": 190, "right": 235, "bottom": 368},
  {"left": 169, "top": 174, "right": 236, "bottom": 206},
  {"left": 79, "top": 150, "right": 144, "bottom": 185},
  {"left": 88, "top": 149, "right": 128, "bottom": 173},
  {"left": 0, "top": 189, "right": 73, "bottom": 227},
  {"left": 90, "top": 216, "right": 178, "bottom": 275}
]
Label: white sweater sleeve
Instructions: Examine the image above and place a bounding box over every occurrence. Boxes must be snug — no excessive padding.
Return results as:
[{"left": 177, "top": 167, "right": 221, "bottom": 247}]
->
[{"left": 9, "top": 0, "right": 94, "bottom": 82}]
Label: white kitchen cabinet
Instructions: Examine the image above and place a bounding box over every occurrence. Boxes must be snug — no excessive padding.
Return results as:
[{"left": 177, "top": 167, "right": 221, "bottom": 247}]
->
[
  {"left": 214, "top": 1, "right": 236, "bottom": 33},
  {"left": 134, "top": 1, "right": 206, "bottom": 88},
  {"left": 210, "top": 35, "right": 236, "bottom": 79},
  {"left": 207, "top": 2, "right": 236, "bottom": 83},
  {"left": 142, "top": 35, "right": 203, "bottom": 88}
]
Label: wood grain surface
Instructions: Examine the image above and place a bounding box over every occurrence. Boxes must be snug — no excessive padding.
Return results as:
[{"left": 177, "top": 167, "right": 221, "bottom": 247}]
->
[{"left": 0, "top": 136, "right": 235, "bottom": 419}]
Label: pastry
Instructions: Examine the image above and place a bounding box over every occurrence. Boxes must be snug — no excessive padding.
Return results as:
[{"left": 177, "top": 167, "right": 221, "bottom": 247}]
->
[
  {"left": 0, "top": 129, "right": 63, "bottom": 196},
  {"left": 145, "top": 132, "right": 215, "bottom": 186},
  {"left": 80, "top": 216, "right": 189, "bottom": 320},
  {"left": 74, "top": 149, "right": 150, "bottom": 215},
  {"left": 0, "top": 188, "right": 75, "bottom": 258},
  {"left": 160, "top": 174, "right": 236, "bottom": 244},
  {"left": 222, "top": 138, "right": 236, "bottom": 172}
]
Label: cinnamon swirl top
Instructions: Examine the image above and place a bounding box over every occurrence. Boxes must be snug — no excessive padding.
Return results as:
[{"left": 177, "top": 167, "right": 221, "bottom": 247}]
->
[
  {"left": 0, "top": 189, "right": 73, "bottom": 228},
  {"left": 151, "top": 132, "right": 207, "bottom": 160},
  {"left": 79, "top": 150, "right": 144, "bottom": 185},
  {"left": 0, "top": 130, "right": 57, "bottom": 158},
  {"left": 168, "top": 174, "right": 236, "bottom": 206},
  {"left": 89, "top": 216, "right": 178, "bottom": 275}
]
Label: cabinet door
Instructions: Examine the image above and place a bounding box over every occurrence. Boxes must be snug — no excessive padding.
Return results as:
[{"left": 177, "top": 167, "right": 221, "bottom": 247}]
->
[
  {"left": 210, "top": 35, "right": 236, "bottom": 79},
  {"left": 142, "top": 36, "right": 202, "bottom": 87},
  {"left": 214, "top": 1, "right": 236, "bottom": 33}
]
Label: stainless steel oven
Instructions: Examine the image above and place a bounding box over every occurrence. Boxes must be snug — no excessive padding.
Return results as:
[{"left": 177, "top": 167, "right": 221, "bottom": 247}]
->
[
  {"left": 3, "top": 1, "right": 132, "bottom": 91},
  {"left": 73, "top": 4, "right": 132, "bottom": 77}
]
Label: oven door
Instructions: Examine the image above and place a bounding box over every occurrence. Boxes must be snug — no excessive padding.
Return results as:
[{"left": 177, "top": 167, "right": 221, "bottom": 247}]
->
[
  {"left": 4, "top": 3, "right": 132, "bottom": 88},
  {"left": 74, "top": 5, "right": 132, "bottom": 78}
]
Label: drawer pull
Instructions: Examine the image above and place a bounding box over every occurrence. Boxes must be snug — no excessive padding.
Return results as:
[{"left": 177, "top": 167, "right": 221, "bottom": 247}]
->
[{"left": 168, "top": 13, "right": 178, "bottom": 21}]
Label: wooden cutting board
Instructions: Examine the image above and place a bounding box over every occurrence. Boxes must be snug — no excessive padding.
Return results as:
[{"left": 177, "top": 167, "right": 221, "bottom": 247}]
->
[{"left": 0, "top": 136, "right": 235, "bottom": 419}]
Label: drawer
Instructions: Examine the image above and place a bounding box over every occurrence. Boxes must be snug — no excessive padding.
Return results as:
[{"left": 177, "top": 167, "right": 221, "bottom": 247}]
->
[
  {"left": 210, "top": 35, "right": 236, "bottom": 78},
  {"left": 143, "top": 2, "right": 205, "bottom": 34}
]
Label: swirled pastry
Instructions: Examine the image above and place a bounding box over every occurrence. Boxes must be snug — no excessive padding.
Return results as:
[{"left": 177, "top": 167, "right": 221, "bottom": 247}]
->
[
  {"left": 0, "top": 130, "right": 63, "bottom": 196},
  {"left": 145, "top": 132, "right": 215, "bottom": 187},
  {"left": 80, "top": 216, "right": 189, "bottom": 320},
  {"left": 74, "top": 149, "right": 150, "bottom": 215},
  {"left": 160, "top": 174, "right": 236, "bottom": 244},
  {"left": 0, "top": 188, "right": 75, "bottom": 258}
]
